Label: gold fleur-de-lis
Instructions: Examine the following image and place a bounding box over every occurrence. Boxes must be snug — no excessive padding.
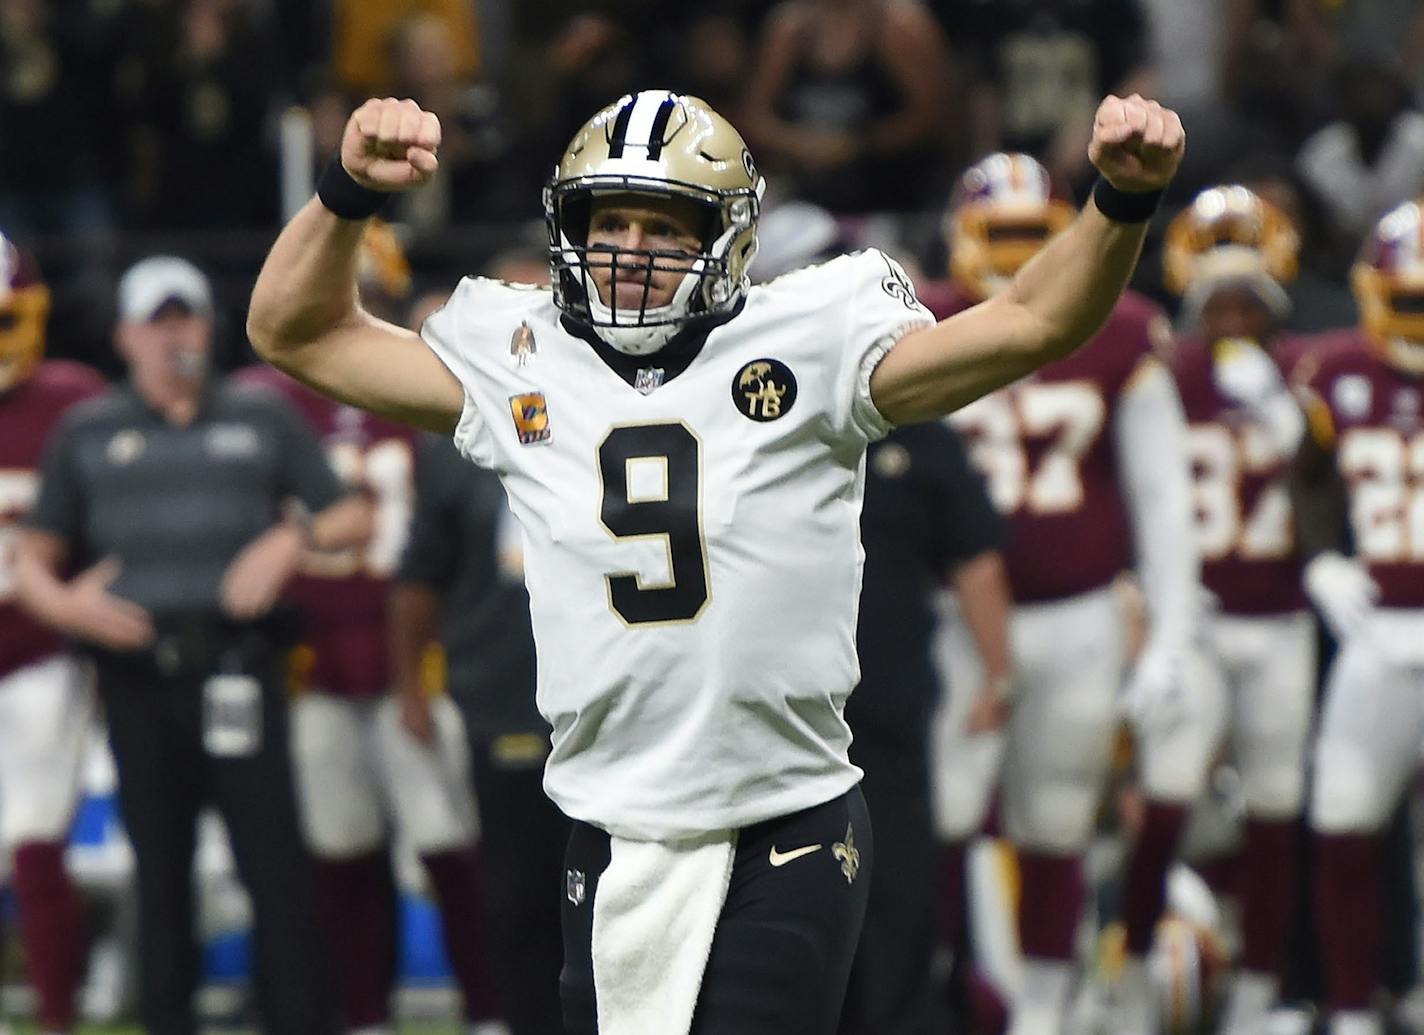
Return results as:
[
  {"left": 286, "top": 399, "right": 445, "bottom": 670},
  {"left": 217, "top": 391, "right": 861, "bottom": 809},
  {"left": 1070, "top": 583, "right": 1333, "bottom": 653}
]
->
[{"left": 832, "top": 823, "right": 860, "bottom": 884}]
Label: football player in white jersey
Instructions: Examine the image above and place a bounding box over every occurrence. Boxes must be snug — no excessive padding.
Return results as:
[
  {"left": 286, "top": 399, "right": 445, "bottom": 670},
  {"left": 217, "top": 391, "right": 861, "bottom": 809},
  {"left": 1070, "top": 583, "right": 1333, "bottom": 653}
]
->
[{"left": 246, "top": 89, "right": 1185, "bottom": 1035}]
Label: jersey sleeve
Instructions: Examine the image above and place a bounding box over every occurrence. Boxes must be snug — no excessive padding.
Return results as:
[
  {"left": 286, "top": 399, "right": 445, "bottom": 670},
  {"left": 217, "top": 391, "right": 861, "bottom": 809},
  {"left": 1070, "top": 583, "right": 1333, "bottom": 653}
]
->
[
  {"left": 419, "top": 277, "right": 499, "bottom": 469},
  {"left": 832, "top": 249, "right": 936, "bottom": 445},
  {"left": 398, "top": 435, "right": 461, "bottom": 590}
]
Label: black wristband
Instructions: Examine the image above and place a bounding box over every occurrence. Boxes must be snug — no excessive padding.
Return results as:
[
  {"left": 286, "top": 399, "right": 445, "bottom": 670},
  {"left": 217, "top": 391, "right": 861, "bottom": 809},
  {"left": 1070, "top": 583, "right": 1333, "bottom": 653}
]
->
[
  {"left": 1091, "top": 176, "right": 1164, "bottom": 223},
  {"left": 316, "top": 156, "right": 390, "bottom": 220}
]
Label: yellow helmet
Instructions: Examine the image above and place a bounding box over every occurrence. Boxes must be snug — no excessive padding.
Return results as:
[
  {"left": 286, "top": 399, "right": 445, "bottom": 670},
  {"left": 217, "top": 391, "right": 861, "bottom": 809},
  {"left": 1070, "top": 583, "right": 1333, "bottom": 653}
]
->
[
  {"left": 1163, "top": 185, "right": 1298, "bottom": 326},
  {"left": 0, "top": 232, "right": 50, "bottom": 394},
  {"left": 946, "top": 152, "right": 1075, "bottom": 302},
  {"left": 545, "top": 90, "right": 765, "bottom": 356},
  {"left": 1352, "top": 196, "right": 1424, "bottom": 373}
]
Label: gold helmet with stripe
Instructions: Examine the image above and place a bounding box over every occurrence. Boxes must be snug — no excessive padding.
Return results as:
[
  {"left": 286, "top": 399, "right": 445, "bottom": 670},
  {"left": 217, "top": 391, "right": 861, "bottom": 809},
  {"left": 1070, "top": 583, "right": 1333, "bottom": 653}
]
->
[
  {"left": 545, "top": 90, "right": 766, "bottom": 356},
  {"left": 0, "top": 232, "right": 50, "bottom": 394},
  {"left": 946, "top": 152, "right": 1074, "bottom": 302},
  {"left": 1353, "top": 196, "right": 1424, "bottom": 373},
  {"left": 1163, "top": 185, "right": 1299, "bottom": 328}
]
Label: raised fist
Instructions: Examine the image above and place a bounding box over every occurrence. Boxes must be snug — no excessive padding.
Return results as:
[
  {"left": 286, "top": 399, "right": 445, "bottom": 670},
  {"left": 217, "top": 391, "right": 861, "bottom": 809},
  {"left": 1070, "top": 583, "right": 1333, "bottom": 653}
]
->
[
  {"left": 1088, "top": 94, "right": 1185, "bottom": 193},
  {"left": 341, "top": 97, "right": 442, "bottom": 192}
]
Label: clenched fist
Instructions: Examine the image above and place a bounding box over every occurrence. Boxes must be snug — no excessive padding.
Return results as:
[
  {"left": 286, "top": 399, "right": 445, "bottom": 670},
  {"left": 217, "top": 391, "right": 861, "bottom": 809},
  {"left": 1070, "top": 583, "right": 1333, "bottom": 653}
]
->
[
  {"left": 1088, "top": 94, "right": 1185, "bottom": 193},
  {"left": 341, "top": 97, "right": 442, "bottom": 192}
]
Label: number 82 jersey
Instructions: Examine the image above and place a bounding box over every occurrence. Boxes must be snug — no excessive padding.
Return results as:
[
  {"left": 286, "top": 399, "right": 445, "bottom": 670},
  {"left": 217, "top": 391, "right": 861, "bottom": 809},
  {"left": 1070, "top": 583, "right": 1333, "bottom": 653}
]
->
[{"left": 422, "top": 249, "right": 934, "bottom": 840}]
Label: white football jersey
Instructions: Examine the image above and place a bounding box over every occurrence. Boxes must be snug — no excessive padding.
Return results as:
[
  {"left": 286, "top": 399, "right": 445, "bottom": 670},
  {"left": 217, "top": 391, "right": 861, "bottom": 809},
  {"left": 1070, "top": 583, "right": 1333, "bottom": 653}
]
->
[{"left": 423, "top": 249, "right": 934, "bottom": 839}]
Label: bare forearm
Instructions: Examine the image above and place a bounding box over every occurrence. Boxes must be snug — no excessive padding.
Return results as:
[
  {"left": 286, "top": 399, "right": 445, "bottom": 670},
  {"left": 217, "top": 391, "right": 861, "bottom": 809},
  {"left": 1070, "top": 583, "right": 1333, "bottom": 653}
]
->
[
  {"left": 247, "top": 197, "right": 367, "bottom": 360},
  {"left": 389, "top": 582, "right": 443, "bottom": 696},
  {"left": 872, "top": 201, "right": 1150, "bottom": 422},
  {"left": 1006, "top": 198, "right": 1149, "bottom": 357},
  {"left": 949, "top": 550, "right": 1014, "bottom": 682}
]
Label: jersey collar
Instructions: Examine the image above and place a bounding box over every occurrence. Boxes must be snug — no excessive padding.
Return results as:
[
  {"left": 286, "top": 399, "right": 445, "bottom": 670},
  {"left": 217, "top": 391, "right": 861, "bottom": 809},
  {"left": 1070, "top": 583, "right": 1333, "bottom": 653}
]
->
[{"left": 559, "top": 300, "right": 745, "bottom": 390}]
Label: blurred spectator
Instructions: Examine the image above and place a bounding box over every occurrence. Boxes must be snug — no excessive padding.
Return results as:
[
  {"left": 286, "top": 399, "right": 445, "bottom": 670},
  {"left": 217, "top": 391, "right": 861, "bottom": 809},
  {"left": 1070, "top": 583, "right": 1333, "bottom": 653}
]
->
[
  {"left": 0, "top": 0, "right": 117, "bottom": 234},
  {"left": 662, "top": 14, "right": 751, "bottom": 116},
  {"left": 383, "top": 12, "right": 528, "bottom": 228},
  {"left": 1233, "top": 159, "right": 1359, "bottom": 331},
  {"left": 1295, "top": 52, "right": 1424, "bottom": 242},
  {"left": 14, "top": 255, "right": 369, "bottom": 1035},
  {"left": 391, "top": 255, "right": 569, "bottom": 1035},
  {"left": 329, "top": 0, "right": 480, "bottom": 95},
  {"left": 119, "top": 0, "right": 281, "bottom": 228},
  {"left": 741, "top": 0, "right": 952, "bottom": 213},
  {"left": 0, "top": 230, "right": 107, "bottom": 1035},
  {"left": 935, "top": 0, "right": 1155, "bottom": 195},
  {"left": 1286, "top": 0, "right": 1424, "bottom": 101}
]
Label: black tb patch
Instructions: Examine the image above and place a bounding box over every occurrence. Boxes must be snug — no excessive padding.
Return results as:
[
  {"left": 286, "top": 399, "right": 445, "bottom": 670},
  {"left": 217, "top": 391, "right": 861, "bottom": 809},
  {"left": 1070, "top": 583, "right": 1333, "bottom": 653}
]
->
[{"left": 732, "top": 358, "right": 797, "bottom": 422}]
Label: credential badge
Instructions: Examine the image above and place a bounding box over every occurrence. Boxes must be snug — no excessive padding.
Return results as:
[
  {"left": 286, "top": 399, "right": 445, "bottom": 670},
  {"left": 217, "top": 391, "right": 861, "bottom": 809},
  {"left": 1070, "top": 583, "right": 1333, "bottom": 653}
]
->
[
  {"left": 732, "top": 358, "right": 797, "bottom": 422},
  {"left": 510, "top": 321, "right": 537, "bottom": 367}
]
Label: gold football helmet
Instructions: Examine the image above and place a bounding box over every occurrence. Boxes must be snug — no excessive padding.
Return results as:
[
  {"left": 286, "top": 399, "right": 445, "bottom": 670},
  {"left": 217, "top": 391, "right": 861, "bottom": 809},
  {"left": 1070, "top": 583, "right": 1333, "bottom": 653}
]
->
[
  {"left": 1163, "top": 185, "right": 1298, "bottom": 327},
  {"left": 0, "top": 232, "right": 50, "bottom": 394},
  {"left": 1352, "top": 196, "right": 1424, "bottom": 373},
  {"left": 545, "top": 90, "right": 766, "bottom": 356},
  {"left": 946, "top": 152, "right": 1075, "bottom": 302}
]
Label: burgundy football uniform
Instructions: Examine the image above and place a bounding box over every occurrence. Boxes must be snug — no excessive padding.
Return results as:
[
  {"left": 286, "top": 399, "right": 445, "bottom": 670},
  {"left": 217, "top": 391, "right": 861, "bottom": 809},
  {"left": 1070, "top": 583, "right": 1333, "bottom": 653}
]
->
[
  {"left": 935, "top": 285, "right": 1166, "bottom": 602},
  {"left": 237, "top": 366, "right": 417, "bottom": 697},
  {"left": 1172, "top": 336, "right": 1306, "bottom": 615},
  {"left": 1, "top": 361, "right": 107, "bottom": 676},
  {"left": 1299, "top": 331, "right": 1424, "bottom": 608}
]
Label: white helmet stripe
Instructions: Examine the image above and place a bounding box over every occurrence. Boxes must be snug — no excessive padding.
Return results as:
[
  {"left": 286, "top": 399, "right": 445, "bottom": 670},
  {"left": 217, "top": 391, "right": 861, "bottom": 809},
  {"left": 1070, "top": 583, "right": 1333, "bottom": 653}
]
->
[{"left": 608, "top": 90, "right": 677, "bottom": 160}]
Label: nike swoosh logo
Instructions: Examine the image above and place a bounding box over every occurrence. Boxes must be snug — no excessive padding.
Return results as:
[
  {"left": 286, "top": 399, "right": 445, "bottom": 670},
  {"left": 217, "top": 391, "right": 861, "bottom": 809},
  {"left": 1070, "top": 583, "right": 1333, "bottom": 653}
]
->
[{"left": 768, "top": 843, "right": 823, "bottom": 867}]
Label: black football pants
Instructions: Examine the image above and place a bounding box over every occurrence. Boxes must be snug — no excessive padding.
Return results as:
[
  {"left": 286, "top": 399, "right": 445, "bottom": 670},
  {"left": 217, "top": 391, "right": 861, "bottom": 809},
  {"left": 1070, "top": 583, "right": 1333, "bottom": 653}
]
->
[
  {"left": 99, "top": 650, "right": 335, "bottom": 1035},
  {"left": 560, "top": 786, "right": 873, "bottom": 1035}
]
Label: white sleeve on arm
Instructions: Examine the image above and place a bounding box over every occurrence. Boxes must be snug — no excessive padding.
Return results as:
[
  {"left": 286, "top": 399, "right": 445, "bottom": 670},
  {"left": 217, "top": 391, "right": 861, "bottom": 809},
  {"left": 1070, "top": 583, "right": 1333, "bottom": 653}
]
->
[
  {"left": 836, "top": 250, "right": 935, "bottom": 444},
  {"left": 1115, "top": 359, "right": 1200, "bottom": 657},
  {"left": 419, "top": 278, "right": 496, "bottom": 469}
]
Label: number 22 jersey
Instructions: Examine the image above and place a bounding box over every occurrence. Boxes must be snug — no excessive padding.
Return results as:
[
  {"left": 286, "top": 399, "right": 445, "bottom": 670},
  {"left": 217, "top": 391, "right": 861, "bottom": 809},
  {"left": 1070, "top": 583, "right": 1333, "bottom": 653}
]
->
[{"left": 422, "top": 249, "right": 933, "bottom": 839}]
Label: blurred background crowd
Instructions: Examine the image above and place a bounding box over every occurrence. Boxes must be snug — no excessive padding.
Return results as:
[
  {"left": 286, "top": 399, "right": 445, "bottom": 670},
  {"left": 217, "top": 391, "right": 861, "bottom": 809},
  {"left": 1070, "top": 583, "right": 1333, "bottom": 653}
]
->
[
  {"left": 6, "top": 0, "right": 1424, "bottom": 374},
  {"left": 8, "top": 2, "right": 1424, "bottom": 1035}
]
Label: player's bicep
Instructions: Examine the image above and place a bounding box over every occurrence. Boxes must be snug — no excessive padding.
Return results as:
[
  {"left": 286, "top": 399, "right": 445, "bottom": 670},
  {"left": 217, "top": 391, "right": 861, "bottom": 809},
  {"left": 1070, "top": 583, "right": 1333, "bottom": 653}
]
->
[
  {"left": 266, "top": 314, "right": 464, "bottom": 434},
  {"left": 870, "top": 294, "right": 1051, "bottom": 424}
]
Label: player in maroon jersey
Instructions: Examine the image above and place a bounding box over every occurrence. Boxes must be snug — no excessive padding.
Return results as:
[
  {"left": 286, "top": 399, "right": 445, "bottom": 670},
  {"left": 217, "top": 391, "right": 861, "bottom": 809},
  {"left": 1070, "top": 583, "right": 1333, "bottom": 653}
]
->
[
  {"left": 238, "top": 222, "right": 498, "bottom": 1035},
  {"left": 1292, "top": 197, "right": 1424, "bottom": 1035},
  {"left": 927, "top": 154, "right": 1205, "bottom": 1035},
  {"left": 0, "top": 231, "right": 108, "bottom": 1035},
  {"left": 1161, "top": 185, "right": 1316, "bottom": 1035}
]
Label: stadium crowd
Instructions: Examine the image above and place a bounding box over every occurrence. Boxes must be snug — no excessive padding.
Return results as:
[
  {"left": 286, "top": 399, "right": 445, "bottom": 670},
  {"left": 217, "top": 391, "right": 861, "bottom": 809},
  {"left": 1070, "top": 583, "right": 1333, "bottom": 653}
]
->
[{"left": 4, "top": 2, "right": 1424, "bottom": 1035}]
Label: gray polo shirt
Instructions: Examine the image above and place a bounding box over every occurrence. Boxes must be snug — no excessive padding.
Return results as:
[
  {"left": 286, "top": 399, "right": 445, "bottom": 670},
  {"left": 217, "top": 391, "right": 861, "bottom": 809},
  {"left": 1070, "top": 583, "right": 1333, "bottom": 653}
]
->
[
  {"left": 29, "top": 379, "right": 345, "bottom": 616},
  {"left": 398, "top": 433, "right": 543, "bottom": 738}
]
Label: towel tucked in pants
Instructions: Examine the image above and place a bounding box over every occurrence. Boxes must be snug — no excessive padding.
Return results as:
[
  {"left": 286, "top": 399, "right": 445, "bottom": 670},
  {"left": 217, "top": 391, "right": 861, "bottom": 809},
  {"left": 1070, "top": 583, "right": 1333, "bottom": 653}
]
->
[{"left": 561, "top": 786, "right": 873, "bottom": 1035}]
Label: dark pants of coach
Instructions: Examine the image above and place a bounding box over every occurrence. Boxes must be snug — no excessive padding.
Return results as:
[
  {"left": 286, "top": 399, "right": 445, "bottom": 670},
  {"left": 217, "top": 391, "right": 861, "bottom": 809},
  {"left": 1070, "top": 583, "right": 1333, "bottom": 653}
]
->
[{"left": 94, "top": 614, "right": 335, "bottom": 1035}]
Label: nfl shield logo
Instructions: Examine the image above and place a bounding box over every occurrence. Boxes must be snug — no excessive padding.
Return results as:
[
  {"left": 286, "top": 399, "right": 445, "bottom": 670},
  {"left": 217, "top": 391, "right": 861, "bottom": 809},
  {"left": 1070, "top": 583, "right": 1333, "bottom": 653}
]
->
[{"left": 566, "top": 868, "right": 586, "bottom": 906}]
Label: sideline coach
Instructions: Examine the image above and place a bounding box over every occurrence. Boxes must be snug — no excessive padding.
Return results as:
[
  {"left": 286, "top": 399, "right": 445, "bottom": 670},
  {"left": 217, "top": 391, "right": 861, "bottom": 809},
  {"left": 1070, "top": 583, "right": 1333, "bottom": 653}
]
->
[{"left": 14, "top": 255, "right": 369, "bottom": 1035}]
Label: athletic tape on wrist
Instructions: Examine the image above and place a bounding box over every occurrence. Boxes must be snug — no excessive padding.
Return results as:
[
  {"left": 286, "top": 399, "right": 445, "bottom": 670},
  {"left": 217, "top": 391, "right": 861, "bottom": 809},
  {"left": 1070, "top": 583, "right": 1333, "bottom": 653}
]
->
[
  {"left": 316, "top": 157, "right": 391, "bottom": 220},
  {"left": 1091, "top": 176, "right": 1164, "bottom": 223}
]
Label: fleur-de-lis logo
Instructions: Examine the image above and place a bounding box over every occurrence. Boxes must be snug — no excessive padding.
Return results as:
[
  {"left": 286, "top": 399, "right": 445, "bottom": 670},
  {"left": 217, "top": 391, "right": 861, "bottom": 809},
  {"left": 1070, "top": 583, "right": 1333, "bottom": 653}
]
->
[{"left": 832, "top": 823, "right": 860, "bottom": 884}]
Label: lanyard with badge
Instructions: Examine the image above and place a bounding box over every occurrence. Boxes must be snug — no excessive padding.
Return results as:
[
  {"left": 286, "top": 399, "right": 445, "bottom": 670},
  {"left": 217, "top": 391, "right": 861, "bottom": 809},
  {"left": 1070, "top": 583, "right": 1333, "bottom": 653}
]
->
[{"left": 202, "top": 648, "right": 264, "bottom": 758}]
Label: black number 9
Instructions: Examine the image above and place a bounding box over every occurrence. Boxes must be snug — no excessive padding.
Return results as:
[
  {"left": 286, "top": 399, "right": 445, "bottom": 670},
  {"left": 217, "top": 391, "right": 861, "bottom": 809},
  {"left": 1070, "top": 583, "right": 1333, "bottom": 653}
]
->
[{"left": 597, "top": 422, "right": 709, "bottom": 625}]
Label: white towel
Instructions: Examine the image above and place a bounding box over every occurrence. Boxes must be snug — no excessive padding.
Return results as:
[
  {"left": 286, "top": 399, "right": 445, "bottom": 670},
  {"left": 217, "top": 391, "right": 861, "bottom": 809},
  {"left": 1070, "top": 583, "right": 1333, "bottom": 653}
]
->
[{"left": 591, "top": 829, "right": 737, "bottom": 1035}]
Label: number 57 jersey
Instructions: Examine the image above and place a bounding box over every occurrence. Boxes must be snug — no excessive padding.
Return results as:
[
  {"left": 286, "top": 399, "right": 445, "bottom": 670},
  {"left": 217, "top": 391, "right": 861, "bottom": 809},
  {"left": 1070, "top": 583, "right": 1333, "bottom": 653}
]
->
[{"left": 422, "top": 249, "right": 933, "bottom": 840}]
